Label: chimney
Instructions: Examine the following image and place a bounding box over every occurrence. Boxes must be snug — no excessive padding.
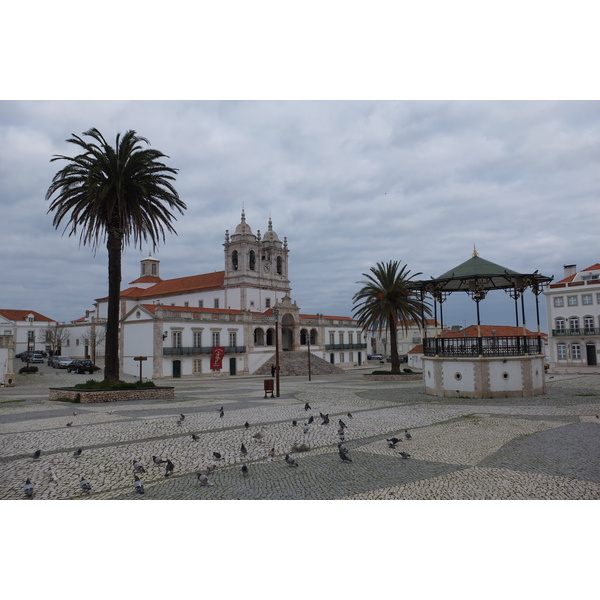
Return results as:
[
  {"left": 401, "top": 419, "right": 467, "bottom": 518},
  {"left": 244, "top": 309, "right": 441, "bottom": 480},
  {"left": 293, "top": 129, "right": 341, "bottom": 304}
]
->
[{"left": 563, "top": 264, "right": 577, "bottom": 278}]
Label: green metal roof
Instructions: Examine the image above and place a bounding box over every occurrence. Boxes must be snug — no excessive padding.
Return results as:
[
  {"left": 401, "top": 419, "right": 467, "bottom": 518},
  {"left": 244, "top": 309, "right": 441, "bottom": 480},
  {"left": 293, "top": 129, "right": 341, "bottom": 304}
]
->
[{"left": 436, "top": 255, "right": 520, "bottom": 280}]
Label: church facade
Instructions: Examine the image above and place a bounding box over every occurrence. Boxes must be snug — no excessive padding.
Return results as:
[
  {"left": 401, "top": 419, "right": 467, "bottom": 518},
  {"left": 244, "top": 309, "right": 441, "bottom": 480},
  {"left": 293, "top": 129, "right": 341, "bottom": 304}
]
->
[{"left": 83, "top": 211, "right": 366, "bottom": 379}]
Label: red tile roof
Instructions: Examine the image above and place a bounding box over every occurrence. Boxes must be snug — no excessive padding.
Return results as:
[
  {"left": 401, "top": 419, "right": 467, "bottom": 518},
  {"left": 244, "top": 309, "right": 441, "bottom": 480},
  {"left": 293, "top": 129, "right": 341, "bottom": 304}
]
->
[
  {"left": 97, "top": 271, "right": 226, "bottom": 302},
  {"left": 129, "top": 276, "right": 163, "bottom": 284},
  {"left": 0, "top": 309, "right": 55, "bottom": 322},
  {"left": 555, "top": 263, "right": 600, "bottom": 284}
]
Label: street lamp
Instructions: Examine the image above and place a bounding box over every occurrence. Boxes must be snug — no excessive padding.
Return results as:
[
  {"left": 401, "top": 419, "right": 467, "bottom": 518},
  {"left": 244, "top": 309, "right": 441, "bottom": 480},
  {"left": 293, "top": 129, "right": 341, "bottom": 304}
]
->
[
  {"left": 307, "top": 329, "right": 312, "bottom": 382},
  {"left": 274, "top": 309, "right": 280, "bottom": 397}
]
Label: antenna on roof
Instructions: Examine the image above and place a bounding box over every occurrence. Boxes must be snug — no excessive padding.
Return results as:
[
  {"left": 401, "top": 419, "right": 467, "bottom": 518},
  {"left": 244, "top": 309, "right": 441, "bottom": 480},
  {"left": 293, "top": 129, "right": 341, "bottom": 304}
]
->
[{"left": 472, "top": 244, "right": 479, "bottom": 257}]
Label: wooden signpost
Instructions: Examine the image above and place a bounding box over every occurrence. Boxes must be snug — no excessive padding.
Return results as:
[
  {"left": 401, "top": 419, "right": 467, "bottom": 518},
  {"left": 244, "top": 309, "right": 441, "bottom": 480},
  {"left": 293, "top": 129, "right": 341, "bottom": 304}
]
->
[{"left": 134, "top": 356, "right": 147, "bottom": 383}]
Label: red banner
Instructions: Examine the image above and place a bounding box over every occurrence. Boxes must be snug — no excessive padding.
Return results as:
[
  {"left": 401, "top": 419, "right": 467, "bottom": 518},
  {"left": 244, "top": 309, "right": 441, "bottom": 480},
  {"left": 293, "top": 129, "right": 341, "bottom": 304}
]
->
[{"left": 210, "top": 346, "right": 225, "bottom": 370}]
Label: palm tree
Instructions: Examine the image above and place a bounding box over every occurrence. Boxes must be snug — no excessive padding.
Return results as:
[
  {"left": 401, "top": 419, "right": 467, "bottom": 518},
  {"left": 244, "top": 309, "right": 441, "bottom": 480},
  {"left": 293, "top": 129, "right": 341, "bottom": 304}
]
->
[
  {"left": 352, "top": 260, "right": 431, "bottom": 372},
  {"left": 46, "top": 128, "right": 186, "bottom": 382}
]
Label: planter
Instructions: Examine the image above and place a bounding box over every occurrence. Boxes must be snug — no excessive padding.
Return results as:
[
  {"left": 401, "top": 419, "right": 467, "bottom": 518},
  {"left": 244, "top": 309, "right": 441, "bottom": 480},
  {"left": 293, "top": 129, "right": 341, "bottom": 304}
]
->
[{"left": 49, "top": 386, "right": 175, "bottom": 403}]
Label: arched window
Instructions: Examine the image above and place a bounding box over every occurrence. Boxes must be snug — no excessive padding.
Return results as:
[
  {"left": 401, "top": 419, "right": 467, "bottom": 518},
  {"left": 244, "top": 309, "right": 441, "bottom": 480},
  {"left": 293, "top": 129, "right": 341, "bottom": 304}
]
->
[
  {"left": 249, "top": 250, "right": 256, "bottom": 270},
  {"left": 266, "top": 328, "right": 274, "bottom": 346},
  {"left": 232, "top": 250, "right": 238, "bottom": 270},
  {"left": 584, "top": 316, "right": 594, "bottom": 333},
  {"left": 276, "top": 255, "right": 282, "bottom": 275},
  {"left": 555, "top": 318, "right": 565, "bottom": 332},
  {"left": 310, "top": 329, "right": 317, "bottom": 345},
  {"left": 254, "top": 328, "right": 265, "bottom": 345},
  {"left": 300, "top": 329, "right": 309, "bottom": 345}
]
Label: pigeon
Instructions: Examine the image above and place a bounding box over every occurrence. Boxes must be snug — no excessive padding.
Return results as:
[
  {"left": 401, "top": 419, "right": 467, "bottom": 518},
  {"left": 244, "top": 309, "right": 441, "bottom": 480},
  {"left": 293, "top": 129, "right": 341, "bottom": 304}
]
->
[
  {"left": 240, "top": 443, "right": 248, "bottom": 457},
  {"left": 252, "top": 429, "right": 265, "bottom": 441},
  {"left": 197, "top": 473, "right": 210, "bottom": 486},
  {"left": 338, "top": 430, "right": 346, "bottom": 443},
  {"left": 219, "top": 408, "right": 224, "bottom": 418},
  {"left": 204, "top": 464, "right": 217, "bottom": 473},
  {"left": 319, "top": 412, "right": 326, "bottom": 420},
  {"left": 133, "top": 459, "right": 146, "bottom": 473},
  {"left": 241, "top": 463, "right": 249, "bottom": 477},
  {"left": 32, "top": 449, "right": 41, "bottom": 460},
  {"left": 267, "top": 447, "right": 275, "bottom": 461},
  {"left": 339, "top": 419, "right": 347, "bottom": 429},
  {"left": 321, "top": 415, "right": 330, "bottom": 425},
  {"left": 165, "top": 459, "right": 174, "bottom": 477},
  {"left": 303, "top": 423, "right": 310, "bottom": 434},
  {"left": 66, "top": 422, "right": 73, "bottom": 427},
  {"left": 213, "top": 452, "right": 223, "bottom": 461},
  {"left": 399, "top": 451, "right": 411, "bottom": 459},
  {"left": 307, "top": 415, "right": 314, "bottom": 425},
  {"left": 152, "top": 455, "right": 166, "bottom": 466},
  {"left": 180, "top": 414, "right": 185, "bottom": 421},
  {"left": 72, "top": 412, "right": 78, "bottom": 416},
  {"left": 339, "top": 447, "right": 353, "bottom": 463},
  {"left": 284, "top": 454, "right": 298, "bottom": 467},
  {"left": 80, "top": 476, "right": 91, "bottom": 491},
  {"left": 292, "top": 420, "right": 297, "bottom": 427},
  {"left": 134, "top": 475, "right": 145, "bottom": 494},
  {"left": 191, "top": 434, "right": 199, "bottom": 441},
  {"left": 218, "top": 406, "right": 223, "bottom": 413},
  {"left": 107, "top": 410, "right": 115, "bottom": 414},
  {"left": 386, "top": 437, "right": 401, "bottom": 448},
  {"left": 73, "top": 448, "right": 83, "bottom": 458},
  {"left": 304, "top": 402, "right": 311, "bottom": 411},
  {"left": 347, "top": 412, "right": 353, "bottom": 418},
  {"left": 244, "top": 421, "right": 250, "bottom": 429},
  {"left": 405, "top": 430, "right": 412, "bottom": 440},
  {"left": 24, "top": 478, "right": 34, "bottom": 498},
  {"left": 176, "top": 419, "right": 182, "bottom": 427},
  {"left": 337, "top": 442, "right": 348, "bottom": 453}
]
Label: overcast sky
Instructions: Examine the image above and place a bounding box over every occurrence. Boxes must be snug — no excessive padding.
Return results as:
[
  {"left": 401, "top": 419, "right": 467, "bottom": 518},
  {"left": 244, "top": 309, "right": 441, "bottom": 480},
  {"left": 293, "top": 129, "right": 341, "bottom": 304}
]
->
[{"left": 1, "top": 99, "right": 599, "bottom": 330}]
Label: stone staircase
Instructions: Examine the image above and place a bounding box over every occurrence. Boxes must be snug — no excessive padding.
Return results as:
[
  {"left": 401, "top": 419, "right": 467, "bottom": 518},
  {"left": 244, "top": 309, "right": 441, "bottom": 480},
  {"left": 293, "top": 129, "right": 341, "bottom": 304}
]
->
[{"left": 253, "top": 351, "right": 345, "bottom": 376}]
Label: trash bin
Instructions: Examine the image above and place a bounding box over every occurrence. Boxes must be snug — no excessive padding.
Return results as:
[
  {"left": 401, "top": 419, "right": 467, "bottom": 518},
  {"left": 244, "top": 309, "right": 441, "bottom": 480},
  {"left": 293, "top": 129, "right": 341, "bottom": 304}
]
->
[{"left": 263, "top": 379, "right": 275, "bottom": 398}]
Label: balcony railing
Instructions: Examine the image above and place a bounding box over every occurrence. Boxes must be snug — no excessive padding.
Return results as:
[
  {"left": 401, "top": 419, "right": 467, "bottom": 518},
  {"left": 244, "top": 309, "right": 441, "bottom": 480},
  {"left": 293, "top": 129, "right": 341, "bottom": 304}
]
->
[
  {"left": 423, "top": 336, "right": 543, "bottom": 357},
  {"left": 552, "top": 328, "right": 600, "bottom": 336},
  {"left": 163, "top": 346, "right": 246, "bottom": 356},
  {"left": 324, "top": 343, "right": 368, "bottom": 351}
]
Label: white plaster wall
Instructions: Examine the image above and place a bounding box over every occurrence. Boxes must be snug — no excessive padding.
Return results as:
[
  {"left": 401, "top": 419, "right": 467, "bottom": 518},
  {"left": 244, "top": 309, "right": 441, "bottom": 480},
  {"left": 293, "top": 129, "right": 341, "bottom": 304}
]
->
[
  {"left": 488, "top": 359, "right": 523, "bottom": 392},
  {"left": 123, "top": 321, "right": 154, "bottom": 378},
  {"left": 441, "top": 360, "right": 475, "bottom": 393}
]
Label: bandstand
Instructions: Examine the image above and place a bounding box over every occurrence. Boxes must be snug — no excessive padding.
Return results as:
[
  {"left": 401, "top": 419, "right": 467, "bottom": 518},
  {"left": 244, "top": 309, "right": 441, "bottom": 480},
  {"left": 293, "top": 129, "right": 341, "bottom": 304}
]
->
[{"left": 411, "top": 251, "right": 553, "bottom": 398}]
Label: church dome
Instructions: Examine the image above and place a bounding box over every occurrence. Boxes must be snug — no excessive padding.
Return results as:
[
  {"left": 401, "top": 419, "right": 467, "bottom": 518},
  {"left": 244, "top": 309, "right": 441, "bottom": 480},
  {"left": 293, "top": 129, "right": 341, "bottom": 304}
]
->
[
  {"left": 232, "top": 209, "right": 256, "bottom": 240},
  {"left": 262, "top": 217, "right": 280, "bottom": 242}
]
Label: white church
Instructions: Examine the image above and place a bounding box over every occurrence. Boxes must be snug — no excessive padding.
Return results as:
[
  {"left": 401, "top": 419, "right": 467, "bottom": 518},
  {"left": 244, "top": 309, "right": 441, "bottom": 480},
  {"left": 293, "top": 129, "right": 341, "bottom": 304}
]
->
[{"left": 79, "top": 211, "right": 367, "bottom": 379}]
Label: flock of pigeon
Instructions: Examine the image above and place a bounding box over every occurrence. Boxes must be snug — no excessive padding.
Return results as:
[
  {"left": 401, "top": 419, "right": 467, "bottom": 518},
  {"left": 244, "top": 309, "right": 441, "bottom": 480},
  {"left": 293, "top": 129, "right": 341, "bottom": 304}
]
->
[{"left": 22, "top": 403, "right": 415, "bottom": 498}]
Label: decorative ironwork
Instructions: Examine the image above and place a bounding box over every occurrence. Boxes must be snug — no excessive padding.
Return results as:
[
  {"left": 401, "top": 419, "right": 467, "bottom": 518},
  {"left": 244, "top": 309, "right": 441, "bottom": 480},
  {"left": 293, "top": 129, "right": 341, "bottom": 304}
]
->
[
  {"left": 423, "top": 336, "right": 543, "bottom": 357},
  {"left": 164, "top": 346, "right": 246, "bottom": 356}
]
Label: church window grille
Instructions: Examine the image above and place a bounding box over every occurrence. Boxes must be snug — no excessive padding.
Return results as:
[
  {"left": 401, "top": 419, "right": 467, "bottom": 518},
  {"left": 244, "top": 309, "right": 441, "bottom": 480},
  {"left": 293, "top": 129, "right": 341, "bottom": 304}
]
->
[
  {"left": 249, "top": 251, "right": 256, "bottom": 270},
  {"left": 232, "top": 250, "right": 238, "bottom": 270},
  {"left": 276, "top": 256, "right": 282, "bottom": 275}
]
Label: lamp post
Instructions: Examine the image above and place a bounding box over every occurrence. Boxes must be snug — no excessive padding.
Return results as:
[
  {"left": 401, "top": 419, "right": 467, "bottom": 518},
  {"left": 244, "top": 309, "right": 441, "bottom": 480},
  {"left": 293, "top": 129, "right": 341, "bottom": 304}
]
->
[
  {"left": 274, "top": 309, "right": 280, "bottom": 397},
  {"left": 307, "top": 329, "right": 312, "bottom": 382}
]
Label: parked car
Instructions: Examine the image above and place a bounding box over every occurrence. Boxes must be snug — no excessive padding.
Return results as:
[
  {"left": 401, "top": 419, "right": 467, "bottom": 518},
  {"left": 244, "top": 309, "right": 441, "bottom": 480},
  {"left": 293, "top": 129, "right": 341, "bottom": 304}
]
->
[
  {"left": 67, "top": 359, "right": 95, "bottom": 374},
  {"left": 30, "top": 353, "right": 44, "bottom": 364},
  {"left": 54, "top": 356, "right": 73, "bottom": 369},
  {"left": 368, "top": 353, "right": 384, "bottom": 360},
  {"left": 386, "top": 354, "right": 408, "bottom": 363}
]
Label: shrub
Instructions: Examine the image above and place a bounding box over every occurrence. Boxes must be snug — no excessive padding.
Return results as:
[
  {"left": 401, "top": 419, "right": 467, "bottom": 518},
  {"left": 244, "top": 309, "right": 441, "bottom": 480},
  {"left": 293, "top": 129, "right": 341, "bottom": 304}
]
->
[
  {"left": 74, "top": 379, "right": 157, "bottom": 390},
  {"left": 19, "top": 366, "right": 39, "bottom": 375},
  {"left": 403, "top": 368, "right": 413, "bottom": 373}
]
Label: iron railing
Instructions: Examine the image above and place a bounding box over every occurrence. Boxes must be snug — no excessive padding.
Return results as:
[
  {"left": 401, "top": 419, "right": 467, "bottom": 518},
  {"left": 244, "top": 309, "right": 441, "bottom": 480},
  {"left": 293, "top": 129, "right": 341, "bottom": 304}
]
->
[
  {"left": 552, "top": 328, "right": 600, "bottom": 336},
  {"left": 163, "top": 346, "right": 247, "bottom": 356},
  {"left": 423, "top": 336, "right": 543, "bottom": 357},
  {"left": 324, "top": 343, "right": 367, "bottom": 351}
]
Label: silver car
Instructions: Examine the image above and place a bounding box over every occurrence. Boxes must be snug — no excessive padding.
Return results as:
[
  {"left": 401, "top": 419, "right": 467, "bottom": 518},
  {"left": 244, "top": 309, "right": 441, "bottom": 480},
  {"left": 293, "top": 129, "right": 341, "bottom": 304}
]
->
[{"left": 54, "top": 356, "right": 73, "bottom": 369}]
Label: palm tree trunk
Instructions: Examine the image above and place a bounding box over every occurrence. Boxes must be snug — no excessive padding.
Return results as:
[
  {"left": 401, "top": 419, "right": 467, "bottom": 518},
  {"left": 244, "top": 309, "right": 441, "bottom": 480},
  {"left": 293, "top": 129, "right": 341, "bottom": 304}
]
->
[
  {"left": 390, "top": 319, "right": 400, "bottom": 372},
  {"left": 105, "top": 230, "right": 122, "bottom": 382}
]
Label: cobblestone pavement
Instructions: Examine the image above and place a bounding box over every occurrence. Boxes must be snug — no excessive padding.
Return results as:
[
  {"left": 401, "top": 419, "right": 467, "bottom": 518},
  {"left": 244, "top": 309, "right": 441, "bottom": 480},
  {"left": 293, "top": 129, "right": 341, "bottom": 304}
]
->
[{"left": 1, "top": 369, "right": 599, "bottom": 500}]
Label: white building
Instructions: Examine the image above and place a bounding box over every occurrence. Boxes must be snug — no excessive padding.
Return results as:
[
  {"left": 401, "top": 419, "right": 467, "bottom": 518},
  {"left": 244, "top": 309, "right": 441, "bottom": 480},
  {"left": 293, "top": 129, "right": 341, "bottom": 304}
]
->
[
  {"left": 374, "top": 318, "right": 441, "bottom": 360},
  {"left": 0, "top": 309, "right": 56, "bottom": 356},
  {"left": 543, "top": 263, "right": 600, "bottom": 371},
  {"left": 88, "top": 211, "right": 366, "bottom": 378}
]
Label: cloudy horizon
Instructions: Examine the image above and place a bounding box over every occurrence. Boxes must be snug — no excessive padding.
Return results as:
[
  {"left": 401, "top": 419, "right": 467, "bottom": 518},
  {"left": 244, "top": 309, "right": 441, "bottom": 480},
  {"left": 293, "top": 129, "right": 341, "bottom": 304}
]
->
[{"left": 1, "top": 100, "right": 598, "bottom": 332}]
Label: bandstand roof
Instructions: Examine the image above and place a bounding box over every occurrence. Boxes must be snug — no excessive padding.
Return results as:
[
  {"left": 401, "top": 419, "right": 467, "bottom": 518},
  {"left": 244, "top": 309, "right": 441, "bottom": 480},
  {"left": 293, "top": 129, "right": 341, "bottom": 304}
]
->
[{"left": 411, "top": 252, "right": 553, "bottom": 293}]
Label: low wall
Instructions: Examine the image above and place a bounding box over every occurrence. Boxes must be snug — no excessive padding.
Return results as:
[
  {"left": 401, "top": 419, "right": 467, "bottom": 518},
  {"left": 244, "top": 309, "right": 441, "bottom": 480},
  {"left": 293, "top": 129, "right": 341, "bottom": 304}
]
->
[
  {"left": 363, "top": 373, "right": 423, "bottom": 381},
  {"left": 49, "top": 387, "right": 175, "bottom": 403}
]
